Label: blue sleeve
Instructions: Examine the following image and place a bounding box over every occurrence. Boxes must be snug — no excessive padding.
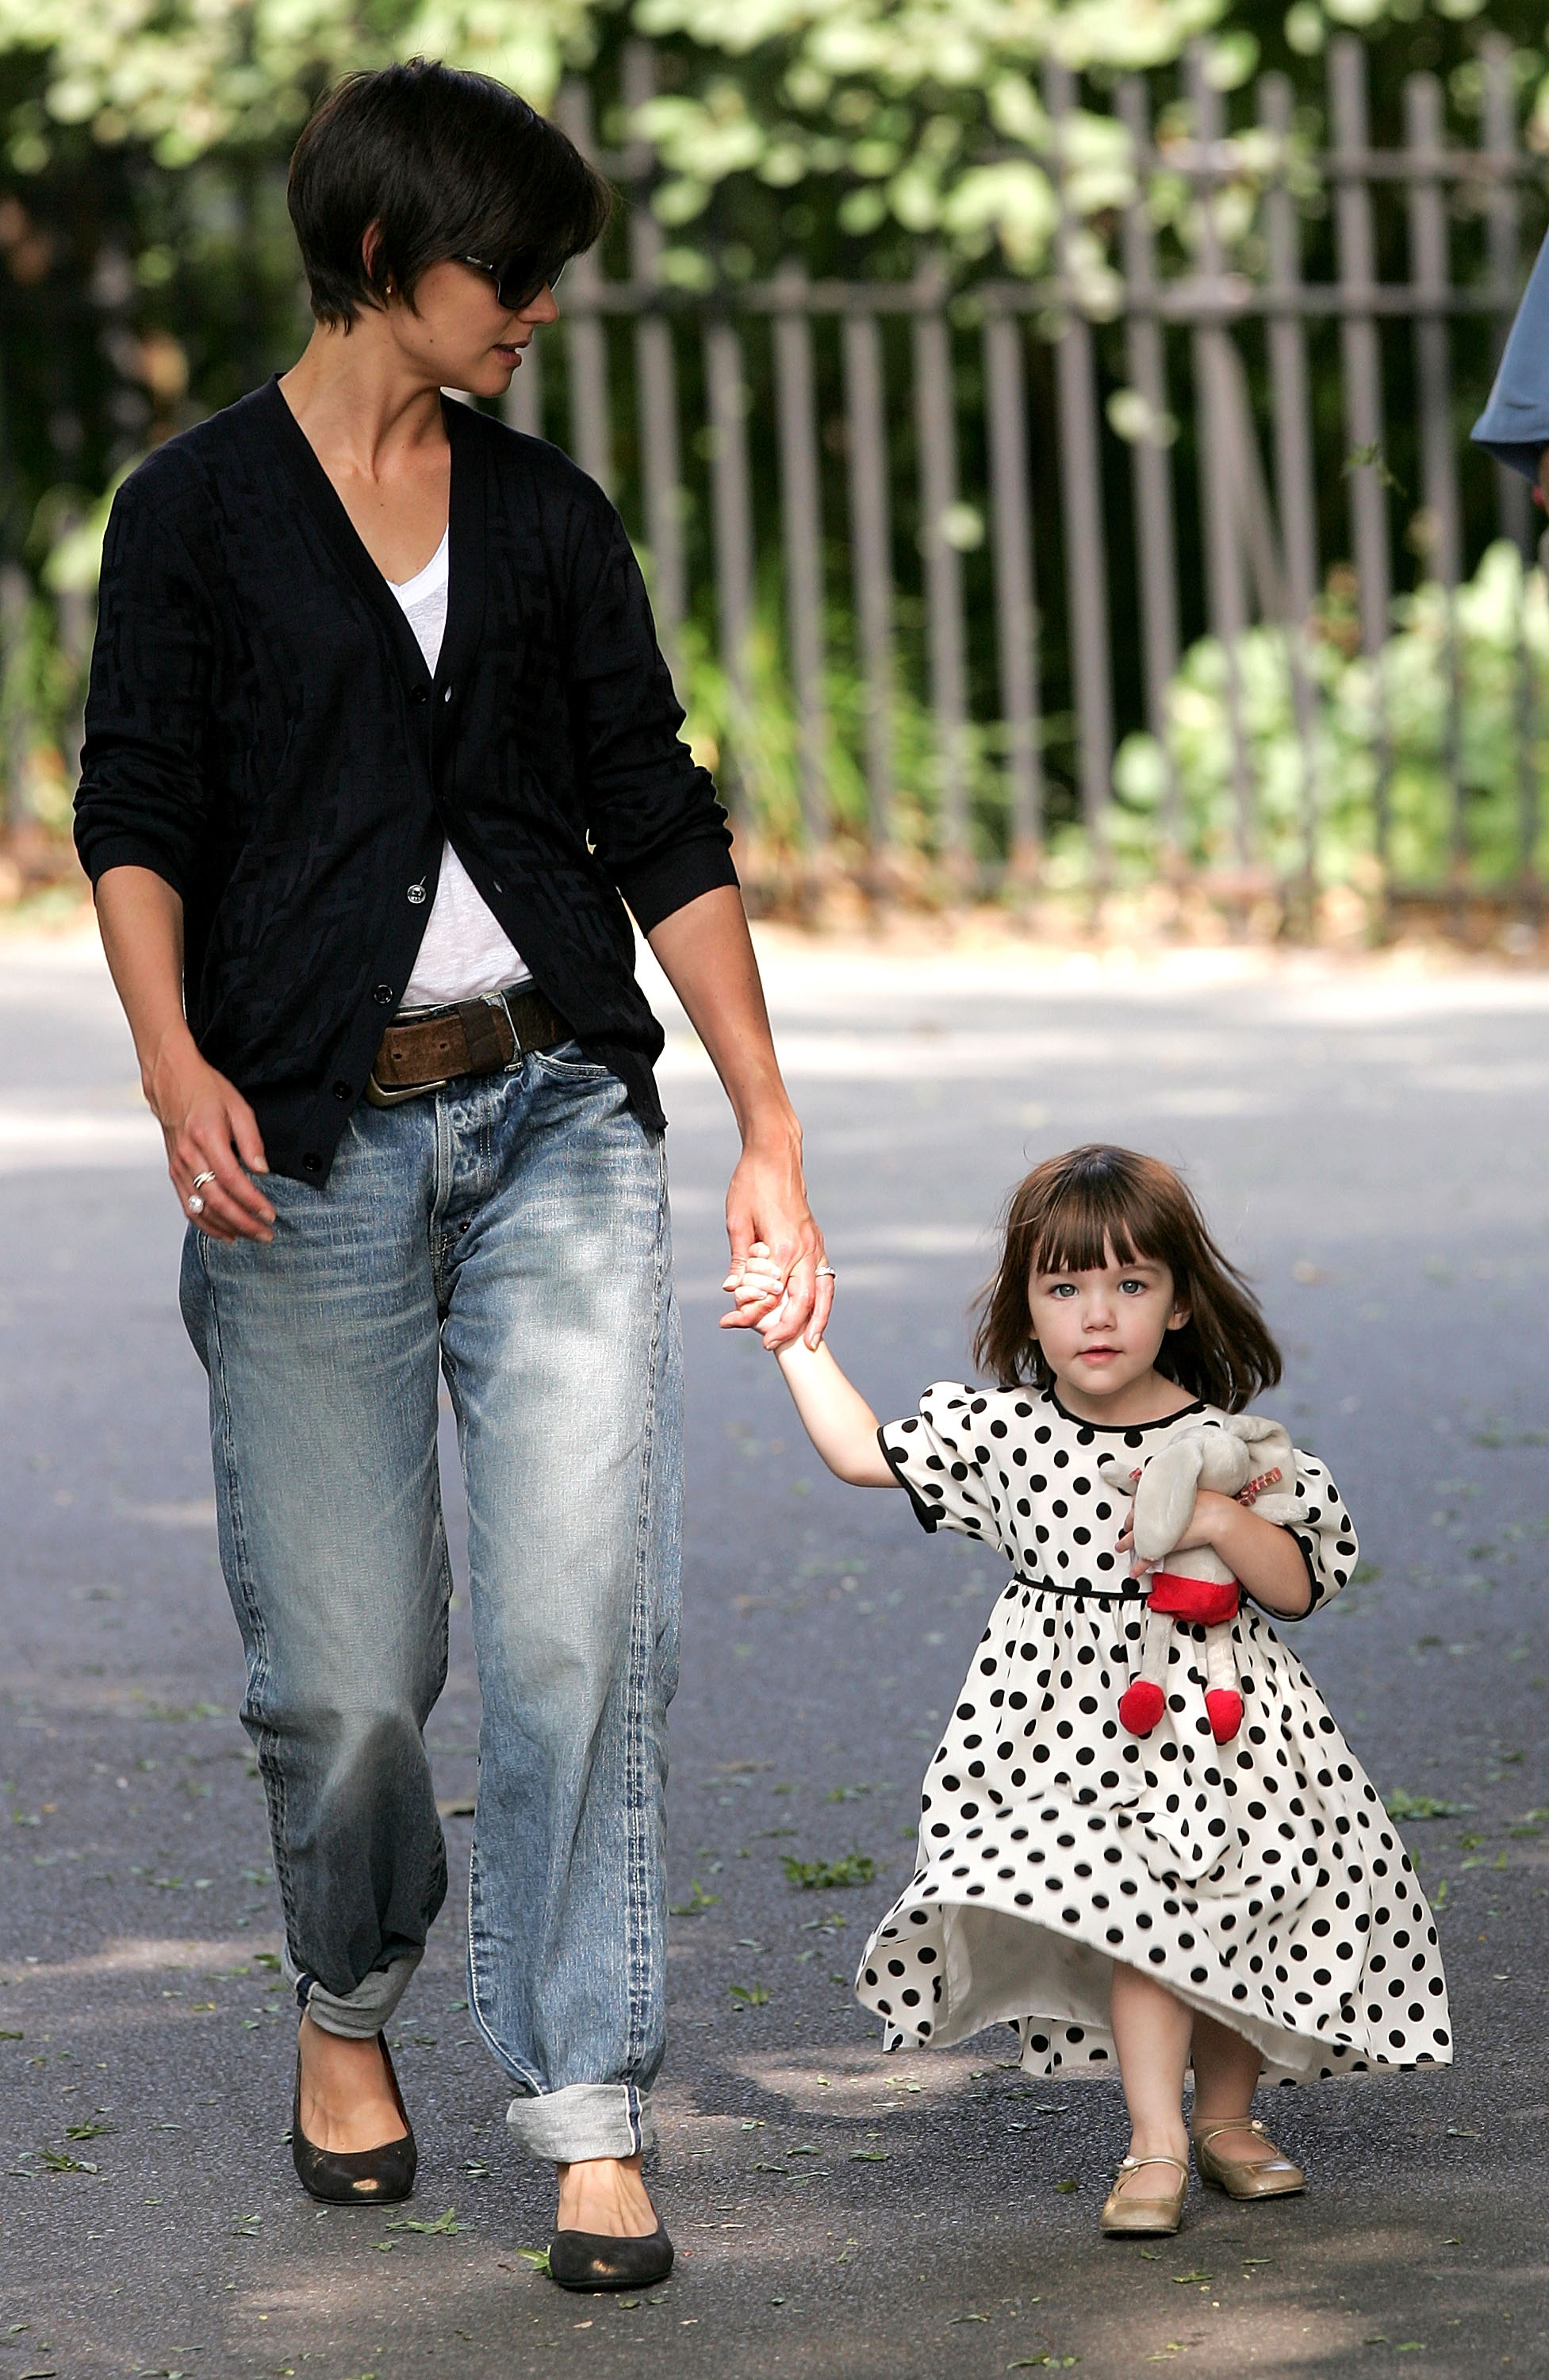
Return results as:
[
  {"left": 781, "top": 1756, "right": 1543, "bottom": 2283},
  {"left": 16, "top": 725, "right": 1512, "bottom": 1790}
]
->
[{"left": 1472, "top": 228, "right": 1549, "bottom": 480}]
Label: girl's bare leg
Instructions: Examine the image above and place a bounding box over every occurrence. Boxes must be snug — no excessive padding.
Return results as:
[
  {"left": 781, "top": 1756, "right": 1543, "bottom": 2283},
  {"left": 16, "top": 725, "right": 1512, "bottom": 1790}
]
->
[
  {"left": 1189, "top": 2008, "right": 1275, "bottom": 2166},
  {"left": 1107, "top": 1961, "right": 1192, "bottom": 2197}
]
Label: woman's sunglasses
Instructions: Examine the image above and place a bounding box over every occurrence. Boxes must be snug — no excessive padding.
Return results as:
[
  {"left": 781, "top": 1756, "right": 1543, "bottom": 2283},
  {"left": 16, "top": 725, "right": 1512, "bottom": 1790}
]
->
[{"left": 460, "top": 252, "right": 567, "bottom": 313}]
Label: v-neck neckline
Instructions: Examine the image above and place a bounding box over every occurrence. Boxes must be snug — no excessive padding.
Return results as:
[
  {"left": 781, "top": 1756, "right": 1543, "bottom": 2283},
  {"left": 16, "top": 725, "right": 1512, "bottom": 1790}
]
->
[{"left": 259, "top": 376, "right": 487, "bottom": 695}]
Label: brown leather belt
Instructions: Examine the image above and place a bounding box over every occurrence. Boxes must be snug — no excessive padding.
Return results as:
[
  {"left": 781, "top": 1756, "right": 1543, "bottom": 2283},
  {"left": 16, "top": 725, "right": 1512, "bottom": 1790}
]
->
[{"left": 366, "top": 984, "right": 573, "bottom": 1107}]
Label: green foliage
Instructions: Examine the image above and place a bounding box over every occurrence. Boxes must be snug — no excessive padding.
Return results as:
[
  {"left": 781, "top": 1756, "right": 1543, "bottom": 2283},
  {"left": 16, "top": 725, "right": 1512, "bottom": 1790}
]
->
[
  {"left": 781, "top": 1849, "right": 876, "bottom": 1887},
  {"left": 673, "top": 595, "right": 1002, "bottom": 865},
  {"left": 1106, "top": 542, "right": 1549, "bottom": 893},
  {"left": 1383, "top": 1787, "right": 1463, "bottom": 1818},
  {"left": 668, "top": 1875, "right": 721, "bottom": 1911}
]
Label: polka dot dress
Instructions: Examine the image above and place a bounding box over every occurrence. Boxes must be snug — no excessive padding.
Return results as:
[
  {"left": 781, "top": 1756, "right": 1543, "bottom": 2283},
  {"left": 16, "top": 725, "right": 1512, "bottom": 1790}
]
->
[{"left": 859, "top": 1384, "right": 1451, "bottom": 2086}]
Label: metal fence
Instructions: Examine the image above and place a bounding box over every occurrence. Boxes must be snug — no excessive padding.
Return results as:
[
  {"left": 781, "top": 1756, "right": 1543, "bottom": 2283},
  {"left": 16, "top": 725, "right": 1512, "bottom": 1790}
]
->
[{"left": 506, "top": 33, "right": 1549, "bottom": 908}]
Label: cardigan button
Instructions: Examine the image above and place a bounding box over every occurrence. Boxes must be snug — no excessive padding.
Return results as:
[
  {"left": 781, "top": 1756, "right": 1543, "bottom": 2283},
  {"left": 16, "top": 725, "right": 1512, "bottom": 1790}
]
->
[
  {"left": 373, "top": 983, "right": 394, "bottom": 1005},
  {"left": 332, "top": 1080, "right": 351, "bottom": 1102},
  {"left": 409, "top": 685, "right": 430, "bottom": 706},
  {"left": 301, "top": 1153, "right": 323, "bottom": 1175}
]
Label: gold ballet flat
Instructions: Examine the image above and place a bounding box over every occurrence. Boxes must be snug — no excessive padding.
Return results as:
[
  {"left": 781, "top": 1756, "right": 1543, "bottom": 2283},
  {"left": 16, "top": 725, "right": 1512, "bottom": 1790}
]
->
[
  {"left": 1100, "top": 2153, "right": 1190, "bottom": 2236},
  {"left": 1193, "top": 2117, "right": 1306, "bottom": 2200}
]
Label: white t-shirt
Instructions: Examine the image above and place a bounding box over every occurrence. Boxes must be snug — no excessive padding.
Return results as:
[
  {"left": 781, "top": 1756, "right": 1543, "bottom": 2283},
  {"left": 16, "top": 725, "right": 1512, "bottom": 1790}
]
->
[{"left": 387, "top": 529, "right": 530, "bottom": 1009}]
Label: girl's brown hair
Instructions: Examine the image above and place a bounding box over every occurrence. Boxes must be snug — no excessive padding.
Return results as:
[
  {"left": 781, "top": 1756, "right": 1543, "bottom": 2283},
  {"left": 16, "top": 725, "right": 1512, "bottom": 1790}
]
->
[{"left": 971, "top": 1144, "right": 1282, "bottom": 1412}]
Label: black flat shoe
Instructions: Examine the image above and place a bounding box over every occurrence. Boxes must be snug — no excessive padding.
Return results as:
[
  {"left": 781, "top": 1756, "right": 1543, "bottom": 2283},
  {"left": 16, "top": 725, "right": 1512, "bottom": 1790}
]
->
[
  {"left": 291, "top": 2033, "right": 417, "bottom": 2204},
  {"left": 546, "top": 2226, "right": 675, "bottom": 2291}
]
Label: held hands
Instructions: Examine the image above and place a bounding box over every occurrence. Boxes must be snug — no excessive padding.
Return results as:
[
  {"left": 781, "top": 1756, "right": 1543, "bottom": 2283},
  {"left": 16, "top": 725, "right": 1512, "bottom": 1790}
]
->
[
  {"left": 718, "top": 1125, "right": 834, "bottom": 1352},
  {"left": 723, "top": 1244, "right": 798, "bottom": 1344},
  {"left": 148, "top": 1033, "right": 275, "bottom": 1245},
  {"left": 723, "top": 1243, "right": 825, "bottom": 1349}
]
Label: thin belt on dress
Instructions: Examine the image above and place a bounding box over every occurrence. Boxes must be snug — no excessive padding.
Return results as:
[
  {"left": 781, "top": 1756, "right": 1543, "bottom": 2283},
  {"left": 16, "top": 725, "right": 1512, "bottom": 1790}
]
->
[
  {"left": 1010, "top": 1572, "right": 1151, "bottom": 1604},
  {"left": 366, "top": 981, "right": 573, "bottom": 1107}
]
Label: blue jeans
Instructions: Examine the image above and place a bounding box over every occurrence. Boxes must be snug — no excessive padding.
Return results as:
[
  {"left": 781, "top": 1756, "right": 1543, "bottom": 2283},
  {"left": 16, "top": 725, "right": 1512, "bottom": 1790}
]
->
[{"left": 180, "top": 1044, "right": 681, "bottom": 2164}]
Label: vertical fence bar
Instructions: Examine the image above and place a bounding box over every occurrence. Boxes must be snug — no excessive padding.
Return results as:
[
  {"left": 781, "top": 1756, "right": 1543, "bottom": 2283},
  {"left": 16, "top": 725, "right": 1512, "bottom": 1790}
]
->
[
  {"left": 1404, "top": 71, "right": 1466, "bottom": 904},
  {"left": 773, "top": 263, "right": 829, "bottom": 850},
  {"left": 1116, "top": 76, "right": 1182, "bottom": 858},
  {"left": 983, "top": 310, "right": 1045, "bottom": 870},
  {"left": 1404, "top": 76, "right": 1463, "bottom": 588},
  {"left": 1482, "top": 37, "right": 1532, "bottom": 555},
  {"left": 1045, "top": 60, "right": 1115, "bottom": 866},
  {"left": 502, "top": 330, "right": 543, "bottom": 436},
  {"left": 842, "top": 312, "right": 896, "bottom": 859},
  {"left": 623, "top": 41, "right": 685, "bottom": 654},
  {"left": 1258, "top": 71, "right": 1323, "bottom": 896},
  {"left": 704, "top": 317, "right": 755, "bottom": 833},
  {"left": 556, "top": 82, "right": 612, "bottom": 494},
  {"left": 1188, "top": 53, "right": 1254, "bottom": 869},
  {"left": 0, "top": 563, "right": 26, "bottom": 824},
  {"left": 1258, "top": 77, "right": 1320, "bottom": 629},
  {"left": 1480, "top": 34, "right": 1539, "bottom": 899},
  {"left": 1329, "top": 36, "right": 1394, "bottom": 883},
  {"left": 56, "top": 563, "right": 90, "bottom": 796},
  {"left": 913, "top": 297, "right": 970, "bottom": 867}
]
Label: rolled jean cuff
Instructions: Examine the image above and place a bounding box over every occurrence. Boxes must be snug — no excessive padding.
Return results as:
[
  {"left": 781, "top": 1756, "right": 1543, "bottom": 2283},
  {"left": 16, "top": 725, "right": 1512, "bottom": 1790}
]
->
[
  {"left": 505, "top": 2082, "right": 655, "bottom": 2163},
  {"left": 286, "top": 1947, "right": 422, "bottom": 2039}
]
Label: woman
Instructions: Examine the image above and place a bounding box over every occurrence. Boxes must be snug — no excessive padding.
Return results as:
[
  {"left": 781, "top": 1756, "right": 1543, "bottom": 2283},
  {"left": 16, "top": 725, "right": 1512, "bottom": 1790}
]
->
[{"left": 75, "top": 60, "right": 830, "bottom": 2290}]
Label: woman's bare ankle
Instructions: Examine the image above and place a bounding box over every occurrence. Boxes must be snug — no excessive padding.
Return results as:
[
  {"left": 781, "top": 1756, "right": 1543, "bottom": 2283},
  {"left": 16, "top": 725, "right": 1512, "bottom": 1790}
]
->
[
  {"left": 554, "top": 2153, "right": 658, "bottom": 2238},
  {"left": 296, "top": 2013, "right": 405, "bottom": 2154}
]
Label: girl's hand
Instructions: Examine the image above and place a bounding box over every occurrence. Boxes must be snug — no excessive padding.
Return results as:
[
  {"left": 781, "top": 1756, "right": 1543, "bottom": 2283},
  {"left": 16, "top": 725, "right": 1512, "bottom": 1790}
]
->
[
  {"left": 723, "top": 1243, "right": 796, "bottom": 1346},
  {"left": 1121, "top": 1489, "right": 1235, "bottom": 1579}
]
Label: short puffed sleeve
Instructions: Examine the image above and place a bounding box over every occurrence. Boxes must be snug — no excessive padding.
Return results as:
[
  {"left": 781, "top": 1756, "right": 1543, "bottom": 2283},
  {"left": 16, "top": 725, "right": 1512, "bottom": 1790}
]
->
[
  {"left": 877, "top": 1381, "right": 997, "bottom": 1542},
  {"left": 1279, "top": 1448, "right": 1359, "bottom": 1617}
]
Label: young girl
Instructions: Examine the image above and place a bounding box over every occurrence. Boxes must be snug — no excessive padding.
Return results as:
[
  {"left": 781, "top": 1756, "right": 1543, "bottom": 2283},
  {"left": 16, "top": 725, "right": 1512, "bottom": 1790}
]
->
[{"left": 730, "top": 1144, "right": 1450, "bottom": 2236}]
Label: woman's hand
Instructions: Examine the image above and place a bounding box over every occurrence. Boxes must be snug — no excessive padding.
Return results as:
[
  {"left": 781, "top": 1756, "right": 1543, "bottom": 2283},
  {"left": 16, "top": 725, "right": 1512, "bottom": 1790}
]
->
[
  {"left": 147, "top": 1037, "right": 275, "bottom": 1245},
  {"left": 720, "top": 1135, "right": 834, "bottom": 1353},
  {"left": 93, "top": 867, "right": 278, "bottom": 1248},
  {"left": 643, "top": 887, "right": 833, "bottom": 1352}
]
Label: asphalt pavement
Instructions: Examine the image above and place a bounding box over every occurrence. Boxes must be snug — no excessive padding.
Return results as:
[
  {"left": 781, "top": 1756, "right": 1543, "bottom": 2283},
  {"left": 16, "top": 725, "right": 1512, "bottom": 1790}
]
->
[{"left": 2, "top": 919, "right": 1547, "bottom": 2380}]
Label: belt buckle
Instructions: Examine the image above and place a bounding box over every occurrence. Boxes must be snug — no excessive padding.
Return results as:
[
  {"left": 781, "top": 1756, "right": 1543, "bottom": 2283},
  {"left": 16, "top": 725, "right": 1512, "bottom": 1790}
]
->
[
  {"left": 494, "top": 986, "right": 524, "bottom": 1065},
  {"left": 364, "top": 1069, "right": 449, "bottom": 1109}
]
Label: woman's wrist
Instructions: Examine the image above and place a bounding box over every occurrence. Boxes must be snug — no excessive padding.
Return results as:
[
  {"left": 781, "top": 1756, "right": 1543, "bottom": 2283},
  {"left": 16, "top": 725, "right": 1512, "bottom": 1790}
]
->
[
  {"left": 143, "top": 1019, "right": 209, "bottom": 1118},
  {"left": 735, "top": 1098, "right": 802, "bottom": 1159}
]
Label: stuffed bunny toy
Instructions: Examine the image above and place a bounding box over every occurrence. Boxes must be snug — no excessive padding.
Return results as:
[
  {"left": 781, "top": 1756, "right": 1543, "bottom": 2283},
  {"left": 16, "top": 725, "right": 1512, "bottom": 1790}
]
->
[{"left": 1095, "top": 1418, "right": 1298, "bottom": 1744}]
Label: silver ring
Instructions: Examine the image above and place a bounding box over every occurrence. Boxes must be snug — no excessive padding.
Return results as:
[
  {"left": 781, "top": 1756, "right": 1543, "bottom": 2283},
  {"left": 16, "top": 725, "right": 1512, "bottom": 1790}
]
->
[
  {"left": 815, "top": 1261, "right": 836, "bottom": 1279},
  {"left": 186, "top": 1194, "right": 205, "bottom": 1215}
]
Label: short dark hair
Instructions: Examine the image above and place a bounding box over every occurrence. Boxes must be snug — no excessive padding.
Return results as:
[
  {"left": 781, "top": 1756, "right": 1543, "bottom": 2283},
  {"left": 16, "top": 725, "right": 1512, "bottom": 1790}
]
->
[
  {"left": 972, "top": 1143, "right": 1283, "bottom": 1411},
  {"left": 288, "top": 59, "right": 612, "bottom": 328}
]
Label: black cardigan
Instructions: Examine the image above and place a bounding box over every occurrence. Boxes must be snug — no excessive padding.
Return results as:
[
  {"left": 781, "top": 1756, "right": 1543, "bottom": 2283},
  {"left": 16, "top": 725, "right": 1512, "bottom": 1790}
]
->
[{"left": 74, "top": 378, "right": 735, "bottom": 1184}]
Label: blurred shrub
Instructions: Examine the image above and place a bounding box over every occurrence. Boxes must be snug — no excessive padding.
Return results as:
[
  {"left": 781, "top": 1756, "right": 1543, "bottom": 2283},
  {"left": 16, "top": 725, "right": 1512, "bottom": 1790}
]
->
[{"left": 1102, "top": 539, "right": 1549, "bottom": 892}]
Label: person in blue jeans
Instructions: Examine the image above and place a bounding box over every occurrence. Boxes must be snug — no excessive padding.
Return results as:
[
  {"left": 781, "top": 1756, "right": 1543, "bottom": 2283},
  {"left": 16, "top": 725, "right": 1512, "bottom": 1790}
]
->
[
  {"left": 1474, "top": 226, "right": 1549, "bottom": 493},
  {"left": 74, "top": 62, "right": 830, "bottom": 2293}
]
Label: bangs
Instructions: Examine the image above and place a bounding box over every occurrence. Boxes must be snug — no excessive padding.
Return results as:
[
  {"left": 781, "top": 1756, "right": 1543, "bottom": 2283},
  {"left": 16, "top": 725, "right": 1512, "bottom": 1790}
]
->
[
  {"left": 1029, "top": 1193, "right": 1144, "bottom": 1280},
  {"left": 1025, "top": 1160, "right": 1174, "bottom": 1281},
  {"left": 466, "top": 128, "right": 612, "bottom": 274}
]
